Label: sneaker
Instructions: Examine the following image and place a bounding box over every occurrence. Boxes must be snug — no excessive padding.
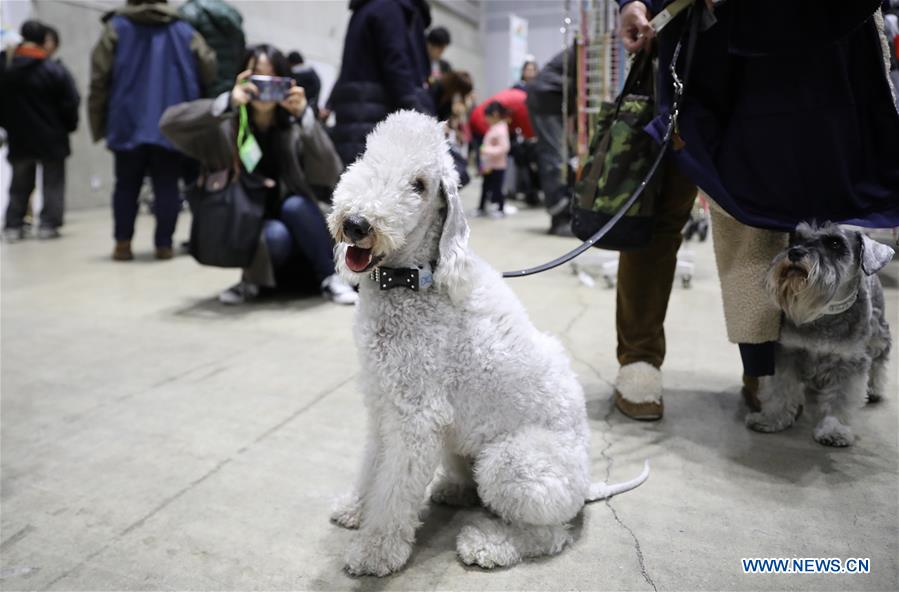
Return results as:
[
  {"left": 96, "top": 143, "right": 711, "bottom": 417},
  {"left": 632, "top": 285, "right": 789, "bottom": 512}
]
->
[
  {"left": 112, "top": 240, "right": 133, "bottom": 261},
  {"left": 3, "top": 227, "right": 25, "bottom": 243},
  {"left": 37, "top": 226, "right": 61, "bottom": 240},
  {"left": 488, "top": 210, "right": 506, "bottom": 219},
  {"left": 321, "top": 274, "right": 358, "bottom": 305},
  {"left": 504, "top": 204, "right": 519, "bottom": 215},
  {"left": 219, "top": 281, "right": 260, "bottom": 305}
]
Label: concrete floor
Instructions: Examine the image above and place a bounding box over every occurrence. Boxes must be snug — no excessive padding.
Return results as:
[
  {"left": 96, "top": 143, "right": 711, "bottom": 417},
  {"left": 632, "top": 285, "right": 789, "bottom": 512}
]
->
[{"left": 1, "top": 186, "right": 898, "bottom": 591}]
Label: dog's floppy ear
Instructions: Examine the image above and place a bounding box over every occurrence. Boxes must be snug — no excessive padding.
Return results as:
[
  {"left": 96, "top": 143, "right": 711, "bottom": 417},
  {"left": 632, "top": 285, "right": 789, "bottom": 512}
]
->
[
  {"left": 859, "top": 232, "right": 894, "bottom": 275},
  {"left": 434, "top": 165, "right": 474, "bottom": 303}
]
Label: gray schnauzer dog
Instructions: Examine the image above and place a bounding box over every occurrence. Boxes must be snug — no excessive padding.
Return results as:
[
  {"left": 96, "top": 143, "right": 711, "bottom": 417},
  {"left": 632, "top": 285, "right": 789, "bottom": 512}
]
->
[{"left": 746, "top": 222, "right": 894, "bottom": 447}]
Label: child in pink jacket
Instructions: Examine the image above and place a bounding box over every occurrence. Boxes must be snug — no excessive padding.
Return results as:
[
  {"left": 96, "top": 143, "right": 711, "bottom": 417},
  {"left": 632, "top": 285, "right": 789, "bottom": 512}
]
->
[{"left": 478, "top": 101, "right": 510, "bottom": 217}]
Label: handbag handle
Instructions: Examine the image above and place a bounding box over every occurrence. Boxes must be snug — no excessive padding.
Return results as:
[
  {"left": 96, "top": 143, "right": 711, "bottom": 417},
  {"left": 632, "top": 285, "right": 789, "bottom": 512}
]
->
[
  {"left": 577, "top": 46, "right": 656, "bottom": 210},
  {"left": 503, "top": 0, "right": 703, "bottom": 278}
]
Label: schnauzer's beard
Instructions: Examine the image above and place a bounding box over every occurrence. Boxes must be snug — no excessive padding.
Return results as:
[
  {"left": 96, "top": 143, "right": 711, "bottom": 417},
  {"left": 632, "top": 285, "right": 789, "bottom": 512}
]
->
[{"left": 766, "top": 256, "right": 839, "bottom": 325}]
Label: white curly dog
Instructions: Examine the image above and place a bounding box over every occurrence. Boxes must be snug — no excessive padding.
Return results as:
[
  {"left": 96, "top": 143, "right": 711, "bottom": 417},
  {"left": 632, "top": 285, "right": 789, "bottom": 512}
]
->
[{"left": 326, "top": 111, "right": 648, "bottom": 577}]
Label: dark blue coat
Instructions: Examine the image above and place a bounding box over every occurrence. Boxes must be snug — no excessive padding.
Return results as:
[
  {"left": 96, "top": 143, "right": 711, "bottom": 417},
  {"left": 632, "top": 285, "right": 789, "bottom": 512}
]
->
[
  {"left": 329, "top": 0, "right": 435, "bottom": 166},
  {"left": 105, "top": 15, "right": 202, "bottom": 151},
  {"left": 624, "top": 0, "right": 899, "bottom": 230}
]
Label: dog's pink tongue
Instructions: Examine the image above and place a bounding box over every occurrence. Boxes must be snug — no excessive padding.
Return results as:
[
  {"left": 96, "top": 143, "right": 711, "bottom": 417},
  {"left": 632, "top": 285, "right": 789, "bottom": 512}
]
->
[{"left": 346, "top": 246, "right": 373, "bottom": 272}]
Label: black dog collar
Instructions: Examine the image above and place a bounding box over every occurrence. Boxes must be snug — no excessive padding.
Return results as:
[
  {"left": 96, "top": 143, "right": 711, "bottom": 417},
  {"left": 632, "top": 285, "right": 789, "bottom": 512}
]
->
[{"left": 369, "top": 263, "right": 434, "bottom": 291}]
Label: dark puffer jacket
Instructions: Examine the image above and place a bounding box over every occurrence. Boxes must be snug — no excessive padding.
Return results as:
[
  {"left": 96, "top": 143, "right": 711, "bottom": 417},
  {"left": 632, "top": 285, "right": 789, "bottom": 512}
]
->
[
  {"left": 328, "top": 0, "right": 434, "bottom": 167},
  {"left": 179, "top": 0, "right": 246, "bottom": 97},
  {"left": 0, "top": 46, "right": 80, "bottom": 161}
]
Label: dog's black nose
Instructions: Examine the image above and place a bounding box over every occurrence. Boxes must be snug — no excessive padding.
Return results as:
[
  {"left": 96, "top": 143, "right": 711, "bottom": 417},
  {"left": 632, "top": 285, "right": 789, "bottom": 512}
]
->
[
  {"left": 788, "top": 247, "right": 806, "bottom": 262},
  {"left": 343, "top": 216, "right": 371, "bottom": 243}
]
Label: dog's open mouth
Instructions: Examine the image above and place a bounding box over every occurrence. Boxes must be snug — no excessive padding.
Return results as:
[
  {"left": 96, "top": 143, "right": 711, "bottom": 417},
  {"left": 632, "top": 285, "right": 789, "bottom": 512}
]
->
[{"left": 346, "top": 245, "right": 381, "bottom": 273}]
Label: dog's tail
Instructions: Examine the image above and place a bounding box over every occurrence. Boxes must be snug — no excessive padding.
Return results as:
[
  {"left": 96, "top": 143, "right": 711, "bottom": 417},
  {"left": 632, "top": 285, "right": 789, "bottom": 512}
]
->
[{"left": 586, "top": 460, "right": 650, "bottom": 502}]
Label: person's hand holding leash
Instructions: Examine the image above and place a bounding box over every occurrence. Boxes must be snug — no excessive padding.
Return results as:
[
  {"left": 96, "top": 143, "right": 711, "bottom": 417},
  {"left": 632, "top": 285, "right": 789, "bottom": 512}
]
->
[{"left": 619, "top": 2, "right": 655, "bottom": 53}]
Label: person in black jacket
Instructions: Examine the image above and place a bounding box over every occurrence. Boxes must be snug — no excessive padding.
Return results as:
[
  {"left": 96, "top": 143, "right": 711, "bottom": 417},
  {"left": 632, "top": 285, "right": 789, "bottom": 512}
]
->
[
  {"left": 328, "top": 0, "right": 435, "bottom": 167},
  {"left": 525, "top": 48, "right": 576, "bottom": 236},
  {"left": 0, "top": 20, "right": 80, "bottom": 242}
]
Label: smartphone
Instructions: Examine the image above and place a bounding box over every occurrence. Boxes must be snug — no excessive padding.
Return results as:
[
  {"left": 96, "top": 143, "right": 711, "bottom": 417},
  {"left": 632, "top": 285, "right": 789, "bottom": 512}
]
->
[{"left": 248, "top": 75, "right": 293, "bottom": 102}]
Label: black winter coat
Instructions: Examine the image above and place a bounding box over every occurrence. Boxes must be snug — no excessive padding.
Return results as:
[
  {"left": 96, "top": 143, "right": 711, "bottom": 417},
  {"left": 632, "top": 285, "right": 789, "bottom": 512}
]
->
[
  {"left": 0, "top": 48, "right": 80, "bottom": 161},
  {"left": 328, "top": 0, "right": 434, "bottom": 167}
]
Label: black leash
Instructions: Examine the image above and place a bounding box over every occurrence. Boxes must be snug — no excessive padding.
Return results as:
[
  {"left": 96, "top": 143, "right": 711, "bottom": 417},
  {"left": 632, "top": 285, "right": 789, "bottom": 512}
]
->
[{"left": 502, "top": 3, "right": 703, "bottom": 279}]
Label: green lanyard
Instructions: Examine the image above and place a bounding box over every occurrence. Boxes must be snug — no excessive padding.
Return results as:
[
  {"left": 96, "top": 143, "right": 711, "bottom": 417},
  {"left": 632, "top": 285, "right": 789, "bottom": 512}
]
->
[
  {"left": 237, "top": 104, "right": 262, "bottom": 173},
  {"left": 237, "top": 104, "right": 250, "bottom": 147}
]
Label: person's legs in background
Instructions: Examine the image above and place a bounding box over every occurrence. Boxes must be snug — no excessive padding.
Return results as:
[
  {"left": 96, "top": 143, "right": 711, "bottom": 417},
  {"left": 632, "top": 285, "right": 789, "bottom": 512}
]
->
[
  {"left": 262, "top": 219, "right": 294, "bottom": 271},
  {"left": 146, "top": 146, "right": 183, "bottom": 258},
  {"left": 37, "top": 159, "right": 66, "bottom": 239},
  {"left": 279, "top": 195, "right": 357, "bottom": 304},
  {"left": 478, "top": 171, "right": 491, "bottom": 214},
  {"left": 614, "top": 159, "right": 697, "bottom": 420},
  {"left": 708, "top": 205, "right": 788, "bottom": 412},
  {"left": 527, "top": 102, "right": 570, "bottom": 236},
  {"left": 489, "top": 169, "right": 506, "bottom": 215},
  {"left": 4, "top": 159, "right": 37, "bottom": 242},
  {"left": 112, "top": 146, "right": 149, "bottom": 260}
]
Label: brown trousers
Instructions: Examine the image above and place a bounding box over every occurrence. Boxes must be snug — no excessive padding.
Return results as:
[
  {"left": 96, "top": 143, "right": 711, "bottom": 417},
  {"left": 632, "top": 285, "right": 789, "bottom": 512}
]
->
[{"left": 616, "top": 159, "right": 697, "bottom": 368}]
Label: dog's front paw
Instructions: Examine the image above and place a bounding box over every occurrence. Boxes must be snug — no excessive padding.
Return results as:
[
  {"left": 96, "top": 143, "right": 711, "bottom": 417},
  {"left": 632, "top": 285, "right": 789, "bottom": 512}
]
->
[
  {"left": 745, "top": 409, "right": 798, "bottom": 433},
  {"left": 344, "top": 532, "right": 412, "bottom": 577},
  {"left": 456, "top": 523, "right": 521, "bottom": 569},
  {"left": 430, "top": 479, "right": 480, "bottom": 508},
  {"left": 330, "top": 492, "right": 362, "bottom": 529},
  {"left": 814, "top": 416, "right": 854, "bottom": 447}
]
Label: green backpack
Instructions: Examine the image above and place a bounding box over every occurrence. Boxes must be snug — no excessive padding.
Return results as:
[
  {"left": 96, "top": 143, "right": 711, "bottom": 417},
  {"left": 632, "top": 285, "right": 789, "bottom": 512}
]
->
[{"left": 571, "top": 48, "right": 661, "bottom": 250}]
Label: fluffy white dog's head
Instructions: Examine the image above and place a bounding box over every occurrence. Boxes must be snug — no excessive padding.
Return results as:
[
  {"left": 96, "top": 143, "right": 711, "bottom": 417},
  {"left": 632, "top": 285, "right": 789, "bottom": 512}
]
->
[{"left": 328, "top": 111, "right": 473, "bottom": 301}]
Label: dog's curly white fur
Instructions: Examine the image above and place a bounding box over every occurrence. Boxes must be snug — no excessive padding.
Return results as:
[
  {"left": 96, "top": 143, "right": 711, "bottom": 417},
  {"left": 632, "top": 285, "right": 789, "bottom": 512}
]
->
[
  {"left": 326, "top": 111, "right": 647, "bottom": 576},
  {"left": 747, "top": 222, "right": 894, "bottom": 447}
]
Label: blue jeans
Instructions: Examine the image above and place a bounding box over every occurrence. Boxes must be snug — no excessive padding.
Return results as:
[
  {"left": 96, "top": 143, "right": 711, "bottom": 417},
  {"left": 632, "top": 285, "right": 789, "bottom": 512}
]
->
[
  {"left": 112, "top": 145, "right": 182, "bottom": 247},
  {"left": 263, "top": 195, "right": 335, "bottom": 284}
]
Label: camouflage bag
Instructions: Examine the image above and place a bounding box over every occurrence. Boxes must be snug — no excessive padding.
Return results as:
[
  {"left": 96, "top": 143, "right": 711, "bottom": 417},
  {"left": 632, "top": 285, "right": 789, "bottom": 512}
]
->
[{"left": 571, "top": 48, "right": 660, "bottom": 250}]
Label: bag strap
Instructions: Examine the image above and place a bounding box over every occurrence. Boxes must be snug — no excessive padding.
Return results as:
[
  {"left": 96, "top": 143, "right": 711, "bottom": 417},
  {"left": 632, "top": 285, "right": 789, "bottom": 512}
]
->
[
  {"left": 503, "top": 1, "right": 703, "bottom": 279},
  {"left": 577, "top": 47, "right": 654, "bottom": 209}
]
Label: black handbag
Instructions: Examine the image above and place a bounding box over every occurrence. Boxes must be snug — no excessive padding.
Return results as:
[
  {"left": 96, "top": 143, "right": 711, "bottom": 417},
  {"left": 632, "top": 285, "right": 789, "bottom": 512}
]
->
[{"left": 185, "top": 169, "right": 266, "bottom": 268}]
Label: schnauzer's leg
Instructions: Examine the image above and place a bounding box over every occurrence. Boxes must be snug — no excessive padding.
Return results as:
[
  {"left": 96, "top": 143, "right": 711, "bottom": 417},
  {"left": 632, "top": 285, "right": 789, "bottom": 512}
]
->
[
  {"left": 430, "top": 451, "right": 479, "bottom": 507},
  {"left": 344, "top": 412, "right": 442, "bottom": 577},
  {"left": 458, "top": 427, "right": 588, "bottom": 568},
  {"left": 331, "top": 409, "right": 382, "bottom": 529},
  {"left": 745, "top": 359, "right": 804, "bottom": 433},
  {"left": 866, "top": 351, "right": 889, "bottom": 404},
  {"left": 814, "top": 370, "right": 868, "bottom": 447}
]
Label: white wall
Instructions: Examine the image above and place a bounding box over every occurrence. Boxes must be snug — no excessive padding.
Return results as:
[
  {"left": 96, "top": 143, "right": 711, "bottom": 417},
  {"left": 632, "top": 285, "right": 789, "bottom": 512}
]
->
[{"left": 483, "top": 0, "right": 571, "bottom": 98}]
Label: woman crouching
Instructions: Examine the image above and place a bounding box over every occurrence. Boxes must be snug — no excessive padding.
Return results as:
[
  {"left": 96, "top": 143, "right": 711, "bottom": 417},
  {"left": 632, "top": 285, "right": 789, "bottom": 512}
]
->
[{"left": 161, "top": 44, "right": 356, "bottom": 305}]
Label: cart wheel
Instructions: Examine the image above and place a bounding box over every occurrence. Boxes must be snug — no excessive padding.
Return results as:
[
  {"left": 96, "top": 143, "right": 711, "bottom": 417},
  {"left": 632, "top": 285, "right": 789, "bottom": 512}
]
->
[{"left": 681, "top": 275, "right": 692, "bottom": 289}]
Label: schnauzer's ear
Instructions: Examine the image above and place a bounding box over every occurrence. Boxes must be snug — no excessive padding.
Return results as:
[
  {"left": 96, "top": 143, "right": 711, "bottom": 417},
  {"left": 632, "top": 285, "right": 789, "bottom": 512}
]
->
[
  {"left": 858, "top": 233, "right": 894, "bottom": 276},
  {"left": 434, "top": 165, "right": 473, "bottom": 303}
]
